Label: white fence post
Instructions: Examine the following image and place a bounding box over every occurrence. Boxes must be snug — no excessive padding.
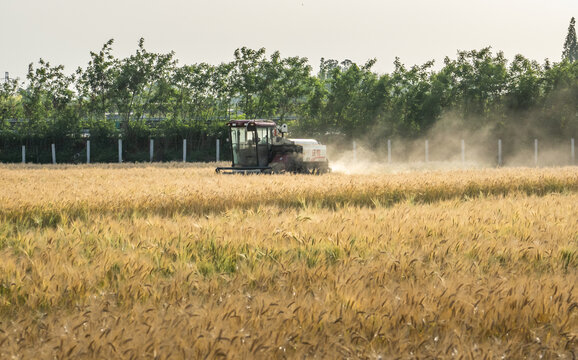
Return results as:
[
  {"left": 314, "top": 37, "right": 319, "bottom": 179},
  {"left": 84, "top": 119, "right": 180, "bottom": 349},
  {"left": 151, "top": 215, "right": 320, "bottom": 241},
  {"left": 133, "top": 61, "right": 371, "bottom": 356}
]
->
[
  {"left": 534, "top": 139, "right": 538, "bottom": 167},
  {"left": 51, "top": 144, "right": 56, "bottom": 164},
  {"left": 118, "top": 139, "right": 122, "bottom": 163},
  {"left": 150, "top": 139, "right": 154, "bottom": 162},
  {"left": 498, "top": 139, "right": 502, "bottom": 167},
  {"left": 11, "top": 137, "right": 574, "bottom": 166},
  {"left": 87, "top": 140, "right": 91, "bottom": 164},
  {"left": 183, "top": 139, "right": 187, "bottom": 162}
]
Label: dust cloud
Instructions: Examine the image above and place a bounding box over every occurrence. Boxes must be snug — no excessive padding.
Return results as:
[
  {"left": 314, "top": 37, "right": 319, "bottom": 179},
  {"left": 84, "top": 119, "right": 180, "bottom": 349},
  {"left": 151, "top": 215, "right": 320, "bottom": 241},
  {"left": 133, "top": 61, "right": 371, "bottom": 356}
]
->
[{"left": 324, "top": 112, "right": 576, "bottom": 175}]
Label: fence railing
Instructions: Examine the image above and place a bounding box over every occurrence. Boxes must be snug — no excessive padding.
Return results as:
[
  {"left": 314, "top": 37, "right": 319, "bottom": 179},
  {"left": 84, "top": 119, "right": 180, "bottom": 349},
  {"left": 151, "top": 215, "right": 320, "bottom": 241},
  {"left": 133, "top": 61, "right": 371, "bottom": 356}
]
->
[
  {"left": 349, "top": 138, "right": 576, "bottom": 167},
  {"left": 7, "top": 137, "right": 578, "bottom": 166},
  {"left": 14, "top": 138, "right": 225, "bottom": 164}
]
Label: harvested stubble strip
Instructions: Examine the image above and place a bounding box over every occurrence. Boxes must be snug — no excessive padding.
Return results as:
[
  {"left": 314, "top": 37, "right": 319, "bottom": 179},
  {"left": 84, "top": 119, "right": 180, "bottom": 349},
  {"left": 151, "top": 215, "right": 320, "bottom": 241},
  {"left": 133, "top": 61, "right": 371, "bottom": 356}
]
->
[{"left": 0, "top": 167, "right": 576, "bottom": 227}]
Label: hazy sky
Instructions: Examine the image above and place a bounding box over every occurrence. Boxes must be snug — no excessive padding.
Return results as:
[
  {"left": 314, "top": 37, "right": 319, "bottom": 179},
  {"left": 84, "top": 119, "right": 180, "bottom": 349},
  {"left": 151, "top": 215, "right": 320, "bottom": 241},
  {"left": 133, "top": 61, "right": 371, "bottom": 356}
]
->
[{"left": 1, "top": 0, "right": 577, "bottom": 81}]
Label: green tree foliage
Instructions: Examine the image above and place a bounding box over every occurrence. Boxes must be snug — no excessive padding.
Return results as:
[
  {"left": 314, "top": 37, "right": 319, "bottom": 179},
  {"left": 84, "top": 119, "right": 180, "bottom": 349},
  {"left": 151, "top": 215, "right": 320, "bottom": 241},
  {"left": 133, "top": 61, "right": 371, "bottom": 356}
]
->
[
  {"left": 265, "top": 53, "right": 311, "bottom": 121},
  {"left": 1, "top": 36, "right": 577, "bottom": 163},
  {"left": 304, "top": 58, "right": 385, "bottom": 138},
  {"left": 0, "top": 76, "right": 22, "bottom": 130},
  {"left": 230, "top": 47, "right": 267, "bottom": 119},
  {"left": 387, "top": 58, "right": 439, "bottom": 137},
  {"left": 171, "top": 63, "right": 217, "bottom": 122},
  {"left": 541, "top": 60, "right": 578, "bottom": 137},
  {"left": 450, "top": 48, "right": 508, "bottom": 121},
  {"left": 76, "top": 39, "right": 117, "bottom": 121},
  {"left": 562, "top": 17, "right": 578, "bottom": 63},
  {"left": 506, "top": 55, "right": 543, "bottom": 111},
  {"left": 22, "top": 59, "right": 78, "bottom": 138},
  {"left": 112, "top": 38, "right": 177, "bottom": 130}
]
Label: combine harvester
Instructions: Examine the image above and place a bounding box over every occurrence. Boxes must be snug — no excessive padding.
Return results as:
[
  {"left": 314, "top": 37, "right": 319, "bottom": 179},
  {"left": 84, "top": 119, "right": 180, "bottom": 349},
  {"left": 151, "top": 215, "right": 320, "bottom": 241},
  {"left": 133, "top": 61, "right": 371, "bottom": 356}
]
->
[{"left": 216, "top": 119, "right": 330, "bottom": 174}]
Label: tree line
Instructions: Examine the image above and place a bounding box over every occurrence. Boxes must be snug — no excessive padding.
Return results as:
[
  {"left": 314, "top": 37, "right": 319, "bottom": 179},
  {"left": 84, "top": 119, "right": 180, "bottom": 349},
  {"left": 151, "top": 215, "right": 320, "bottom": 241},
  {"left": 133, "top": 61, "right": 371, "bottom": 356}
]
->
[{"left": 0, "top": 18, "right": 577, "bottom": 163}]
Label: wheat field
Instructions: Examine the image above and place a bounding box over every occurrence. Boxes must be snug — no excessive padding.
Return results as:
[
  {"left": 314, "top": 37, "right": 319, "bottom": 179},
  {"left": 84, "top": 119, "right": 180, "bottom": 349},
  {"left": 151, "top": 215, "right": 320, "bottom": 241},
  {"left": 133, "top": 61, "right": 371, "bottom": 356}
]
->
[{"left": 0, "top": 163, "right": 576, "bottom": 359}]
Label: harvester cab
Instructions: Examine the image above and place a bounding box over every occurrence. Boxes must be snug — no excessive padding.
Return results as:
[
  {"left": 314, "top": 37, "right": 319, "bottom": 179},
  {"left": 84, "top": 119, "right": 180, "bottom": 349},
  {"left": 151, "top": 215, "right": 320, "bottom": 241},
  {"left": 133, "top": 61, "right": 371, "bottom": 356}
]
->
[{"left": 216, "top": 119, "right": 330, "bottom": 174}]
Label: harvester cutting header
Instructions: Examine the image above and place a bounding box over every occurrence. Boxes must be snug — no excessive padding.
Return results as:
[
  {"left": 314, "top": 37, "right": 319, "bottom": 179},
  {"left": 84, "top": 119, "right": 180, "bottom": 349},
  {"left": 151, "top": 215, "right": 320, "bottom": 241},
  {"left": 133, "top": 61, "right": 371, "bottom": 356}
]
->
[{"left": 216, "top": 119, "right": 330, "bottom": 174}]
